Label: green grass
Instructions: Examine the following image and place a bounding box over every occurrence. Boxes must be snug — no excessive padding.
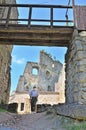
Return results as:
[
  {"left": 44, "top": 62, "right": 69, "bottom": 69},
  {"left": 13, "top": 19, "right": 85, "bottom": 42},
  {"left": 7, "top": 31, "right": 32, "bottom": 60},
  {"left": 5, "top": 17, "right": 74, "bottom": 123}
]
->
[
  {"left": 64, "top": 121, "right": 86, "bottom": 130},
  {"left": 0, "top": 108, "right": 7, "bottom": 112}
]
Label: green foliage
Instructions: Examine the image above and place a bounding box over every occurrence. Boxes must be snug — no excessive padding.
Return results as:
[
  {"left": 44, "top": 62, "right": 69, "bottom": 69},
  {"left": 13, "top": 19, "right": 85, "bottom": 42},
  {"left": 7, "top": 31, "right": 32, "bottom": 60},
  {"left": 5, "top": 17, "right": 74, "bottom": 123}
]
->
[
  {"left": 64, "top": 121, "right": 86, "bottom": 130},
  {"left": 0, "top": 108, "right": 7, "bottom": 112}
]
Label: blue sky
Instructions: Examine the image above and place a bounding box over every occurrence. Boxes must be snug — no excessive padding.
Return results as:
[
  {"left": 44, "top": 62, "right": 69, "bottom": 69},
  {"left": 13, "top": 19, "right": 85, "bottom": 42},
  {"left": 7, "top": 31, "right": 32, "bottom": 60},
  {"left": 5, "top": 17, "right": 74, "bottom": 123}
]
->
[
  {"left": 11, "top": 46, "right": 67, "bottom": 92},
  {"left": 11, "top": 0, "right": 86, "bottom": 92},
  {"left": 16, "top": 0, "right": 86, "bottom": 5}
]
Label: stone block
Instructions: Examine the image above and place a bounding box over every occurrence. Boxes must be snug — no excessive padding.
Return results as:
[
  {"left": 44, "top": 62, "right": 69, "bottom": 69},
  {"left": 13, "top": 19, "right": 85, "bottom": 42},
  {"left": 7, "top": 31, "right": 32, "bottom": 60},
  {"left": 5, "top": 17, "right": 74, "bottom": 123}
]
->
[{"left": 54, "top": 104, "right": 86, "bottom": 120}]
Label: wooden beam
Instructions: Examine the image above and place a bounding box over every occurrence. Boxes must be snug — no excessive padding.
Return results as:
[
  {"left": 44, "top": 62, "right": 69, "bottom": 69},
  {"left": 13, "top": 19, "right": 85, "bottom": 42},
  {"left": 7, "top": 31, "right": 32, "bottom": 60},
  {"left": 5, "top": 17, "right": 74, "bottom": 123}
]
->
[
  {"left": 0, "top": 4, "right": 72, "bottom": 9},
  {"left": 0, "top": 25, "right": 73, "bottom": 47}
]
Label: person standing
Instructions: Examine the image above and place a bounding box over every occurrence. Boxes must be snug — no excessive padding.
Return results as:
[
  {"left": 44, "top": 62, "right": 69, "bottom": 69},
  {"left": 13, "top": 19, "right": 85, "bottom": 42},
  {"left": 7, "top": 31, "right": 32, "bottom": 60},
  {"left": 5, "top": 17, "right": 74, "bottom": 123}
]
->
[{"left": 29, "top": 86, "right": 39, "bottom": 113}]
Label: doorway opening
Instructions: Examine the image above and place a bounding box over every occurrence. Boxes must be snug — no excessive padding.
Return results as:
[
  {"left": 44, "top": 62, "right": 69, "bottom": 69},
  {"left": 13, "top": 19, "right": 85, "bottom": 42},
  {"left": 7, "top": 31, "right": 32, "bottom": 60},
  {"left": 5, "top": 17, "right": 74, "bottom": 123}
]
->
[{"left": 10, "top": 45, "right": 67, "bottom": 113}]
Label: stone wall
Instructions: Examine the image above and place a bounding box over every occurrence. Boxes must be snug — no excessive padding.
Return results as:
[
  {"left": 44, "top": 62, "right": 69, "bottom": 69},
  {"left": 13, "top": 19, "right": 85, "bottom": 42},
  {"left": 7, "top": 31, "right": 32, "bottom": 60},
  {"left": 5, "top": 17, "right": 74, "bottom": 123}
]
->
[
  {"left": 16, "top": 50, "right": 63, "bottom": 92},
  {"left": 65, "top": 31, "right": 86, "bottom": 105},
  {"left": 0, "top": 0, "right": 18, "bottom": 24},
  {"left": 37, "top": 92, "right": 60, "bottom": 105},
  {"left": 0, "top": 45, "right": 12, "bottom": 104},
  {"left": 9, "top": 92, "right": 31, "bottom": 114},
  {"left": 5, "top": 0, "right": 18, "bottom": 24},
  {"left": 0, "top": 0, "right": 18, "bottom": 104},
  {"left": 55, "top": 64, "right": 65, "bottom": 103},
  {"left": 54, "top": 31, "right": 86, "bottom": 120},
  {"left": 9, "top": 91, "right": 61, "bottom": 114}
]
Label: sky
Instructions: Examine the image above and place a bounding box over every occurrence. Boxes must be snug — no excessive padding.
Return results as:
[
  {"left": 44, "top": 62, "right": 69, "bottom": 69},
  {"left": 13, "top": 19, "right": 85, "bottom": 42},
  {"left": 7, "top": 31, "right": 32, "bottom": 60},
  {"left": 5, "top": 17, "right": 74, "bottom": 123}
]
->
[{"left": 11, "top": 0, "right": 86, "bottom": 93}]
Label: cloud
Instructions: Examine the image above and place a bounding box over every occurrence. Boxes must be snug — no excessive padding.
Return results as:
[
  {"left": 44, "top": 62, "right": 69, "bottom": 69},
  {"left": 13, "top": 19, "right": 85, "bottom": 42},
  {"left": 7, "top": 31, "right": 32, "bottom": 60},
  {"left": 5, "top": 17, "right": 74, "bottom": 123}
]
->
[{"left": 12, "top": 55, "right": 25, "bottom": 64}]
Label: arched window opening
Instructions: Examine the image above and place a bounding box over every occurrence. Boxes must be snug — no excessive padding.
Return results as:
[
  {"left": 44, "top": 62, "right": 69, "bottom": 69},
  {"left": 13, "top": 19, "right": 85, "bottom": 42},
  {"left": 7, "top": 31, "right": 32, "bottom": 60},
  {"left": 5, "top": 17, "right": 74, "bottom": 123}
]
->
[{"left": 32, "top": 68, "right": 38, "bottom": 75}]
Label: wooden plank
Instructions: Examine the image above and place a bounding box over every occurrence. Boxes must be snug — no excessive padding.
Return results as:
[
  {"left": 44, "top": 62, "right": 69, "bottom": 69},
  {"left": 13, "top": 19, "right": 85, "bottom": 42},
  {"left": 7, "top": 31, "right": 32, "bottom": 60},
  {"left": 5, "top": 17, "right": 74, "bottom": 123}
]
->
[
  {"left": 0, "top": 25, "right": 73, "bottom": 46},
  {"left": 74, "top": 6, "right": 86, "bottom": 30},
  {"left": 0, "top": 27, "right": 73, "bottom": 34},
  {"left": 0, "top": 40, "right": 69, "bottom": 46},
  {"left": 0, "top": 27, "right": 73, "bottom": 47},
  {"left": 0, "top": 36, "right": 70, "bottom": 41}
]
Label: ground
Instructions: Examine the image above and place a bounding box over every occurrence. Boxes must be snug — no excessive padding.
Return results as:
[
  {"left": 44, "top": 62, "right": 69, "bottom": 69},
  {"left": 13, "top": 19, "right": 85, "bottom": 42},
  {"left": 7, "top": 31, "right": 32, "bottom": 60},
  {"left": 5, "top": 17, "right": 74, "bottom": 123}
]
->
[{"left": 0, "top": 111, "right": 66, "bottom": 130}]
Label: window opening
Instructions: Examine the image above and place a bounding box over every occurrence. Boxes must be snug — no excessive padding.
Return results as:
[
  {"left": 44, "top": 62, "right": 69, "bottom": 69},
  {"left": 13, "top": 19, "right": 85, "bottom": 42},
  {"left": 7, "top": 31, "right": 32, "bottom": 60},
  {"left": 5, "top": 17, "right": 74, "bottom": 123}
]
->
[{"left": 32, "top": 68, "right": 38, "bottom": 75}]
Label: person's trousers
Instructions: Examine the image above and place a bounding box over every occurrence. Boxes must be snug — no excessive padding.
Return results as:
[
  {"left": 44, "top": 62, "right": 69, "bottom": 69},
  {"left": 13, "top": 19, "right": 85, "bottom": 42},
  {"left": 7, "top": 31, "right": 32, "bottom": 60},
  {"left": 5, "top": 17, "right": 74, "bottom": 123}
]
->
[{"left": 31, "top": 97, "right": 37, "bottom": 111}]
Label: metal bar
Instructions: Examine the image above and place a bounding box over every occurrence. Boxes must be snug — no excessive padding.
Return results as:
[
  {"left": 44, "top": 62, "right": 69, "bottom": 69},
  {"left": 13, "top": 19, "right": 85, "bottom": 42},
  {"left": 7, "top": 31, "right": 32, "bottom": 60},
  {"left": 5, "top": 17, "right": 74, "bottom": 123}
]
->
[
  {"left": 50, "top": 7, "right": 53, "bottom": 28},
  {"left": 28, "top": 7, "right": 32, "bottom": 28},
  {"left": 0, "top": 4, "right": 72, "bottom": 8},
  {"left": 5, "top": 5, "right": 11, "bottom": 28},
  {"left": 0, "top": 18, "right": 73, "bottom": 22},
  {"left": 31, "top": 19, "right": 73, "bottom": 22}
]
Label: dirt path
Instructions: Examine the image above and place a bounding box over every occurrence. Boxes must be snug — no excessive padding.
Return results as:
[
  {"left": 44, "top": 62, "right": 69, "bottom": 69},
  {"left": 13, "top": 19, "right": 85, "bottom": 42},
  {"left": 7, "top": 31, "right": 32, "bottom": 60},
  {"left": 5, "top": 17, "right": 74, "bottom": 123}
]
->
[{"left": 0, "top": 112, "right": 66, "bottom": 130}]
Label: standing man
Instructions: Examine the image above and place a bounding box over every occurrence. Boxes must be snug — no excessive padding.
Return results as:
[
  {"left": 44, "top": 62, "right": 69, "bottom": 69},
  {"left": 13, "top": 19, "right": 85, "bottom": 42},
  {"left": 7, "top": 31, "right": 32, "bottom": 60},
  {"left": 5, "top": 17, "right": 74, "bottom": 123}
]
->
[{"left": 30, "top": 86, "right": 39, "bottom": 113}]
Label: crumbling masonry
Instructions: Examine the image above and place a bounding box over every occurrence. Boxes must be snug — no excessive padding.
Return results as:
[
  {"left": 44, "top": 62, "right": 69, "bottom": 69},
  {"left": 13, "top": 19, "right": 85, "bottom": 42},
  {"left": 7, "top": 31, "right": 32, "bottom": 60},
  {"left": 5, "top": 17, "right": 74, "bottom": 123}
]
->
[
  {"left": 16, "top": 50, "right": 63, "bottom": 92},
  {"left": 0, "top": 0, "right": 18, "bottom": 104}
]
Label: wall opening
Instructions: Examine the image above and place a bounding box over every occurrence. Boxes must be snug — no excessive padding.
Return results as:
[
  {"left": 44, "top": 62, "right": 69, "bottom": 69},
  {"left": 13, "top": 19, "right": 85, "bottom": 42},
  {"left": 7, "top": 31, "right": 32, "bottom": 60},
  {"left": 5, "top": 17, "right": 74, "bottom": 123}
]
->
[
  {"left": 32, "top": 68, "right": 38, "bottom": 75},
  {"left": 20, "top": 103, "right": 24, "bottom": 111},
  {"left": 11, "top": 45, "right": 67, "bottom": 106}
]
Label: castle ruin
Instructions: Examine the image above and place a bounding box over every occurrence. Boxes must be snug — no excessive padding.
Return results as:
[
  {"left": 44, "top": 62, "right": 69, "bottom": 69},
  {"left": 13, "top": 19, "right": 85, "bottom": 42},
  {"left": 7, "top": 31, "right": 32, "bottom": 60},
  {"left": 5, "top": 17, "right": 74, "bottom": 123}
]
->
[
  {"left": 17, "top": 50, "right": 63, "bottom": 92},
  {"left": 9, "top": 50, "right": 65, "bottom": 114},
  {"left": 0, "top": 0, "right": 86, "bottom": 119}
]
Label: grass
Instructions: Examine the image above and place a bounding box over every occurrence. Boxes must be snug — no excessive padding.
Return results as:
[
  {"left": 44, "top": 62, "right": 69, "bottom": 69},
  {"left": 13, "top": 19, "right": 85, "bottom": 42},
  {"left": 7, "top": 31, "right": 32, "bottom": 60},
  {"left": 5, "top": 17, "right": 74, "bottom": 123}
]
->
[
  {"left": 64, "top": 120, "right": 86, "bottom": 130},
  {"left": 0, "top": 108, "right": 7, "bottom": 112}
]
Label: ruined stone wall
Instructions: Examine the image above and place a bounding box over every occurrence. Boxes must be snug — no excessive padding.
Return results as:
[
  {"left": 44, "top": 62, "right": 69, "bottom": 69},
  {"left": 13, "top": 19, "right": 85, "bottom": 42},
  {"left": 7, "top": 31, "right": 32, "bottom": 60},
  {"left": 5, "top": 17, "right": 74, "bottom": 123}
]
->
[
  {"left": 5, "top": 0, "right": 18, "bottom": 24},
  {"left": 9, "top": 92, "right": 31, "bottom": 114},
  {"left": 16, "top": 51, "right": 63, "bottom": 92},
  {"left": 9, "top": 91, "right": 60, "bottom": 114},
  {"left": 0, "top": 45, "right": 12, "bottom": 104},
  {"left": 65, "top": 31, "right": 86, "bottom": 104},
  {"left": 55, "top": 64, "right": 65, "bottom": 103},
  {"left": 0, "top": 0, "right": 18, "bottom": 24},
  {"left": 37, "top": 92, "right": 60, "bottom": 105},
  {"left": 0, "top": 0, "right": 18, "bottom": 104}
]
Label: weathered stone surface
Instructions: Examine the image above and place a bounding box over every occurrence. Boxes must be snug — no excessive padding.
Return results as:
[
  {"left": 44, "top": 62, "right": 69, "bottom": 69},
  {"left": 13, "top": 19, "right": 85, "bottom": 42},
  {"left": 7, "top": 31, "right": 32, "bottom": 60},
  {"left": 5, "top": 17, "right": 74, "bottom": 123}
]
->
[
  {"left": 0, "top": 45, "right": 12, "bottom": 104},
  {"left": 16, "top": 50, "right": 63, "bottom": 92},
  {"left": 64, "top": 30, "right": 86, "bottom": 119},
  {"left": 54, "top": 104, "right": 86, "bottom": 120},
  {"left": 0, "top": 0, "right": 18, "bottom": 104},
  {"left": 65, "top": 31, "right": 86, "bottom": 106}
]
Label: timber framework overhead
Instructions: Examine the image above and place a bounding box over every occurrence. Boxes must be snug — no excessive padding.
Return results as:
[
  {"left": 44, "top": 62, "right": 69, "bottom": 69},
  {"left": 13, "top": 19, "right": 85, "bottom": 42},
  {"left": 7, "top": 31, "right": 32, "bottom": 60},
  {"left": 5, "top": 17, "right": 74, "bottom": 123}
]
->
[{"left": 0, "top": 1, "right": 85, "bottom": 46}]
